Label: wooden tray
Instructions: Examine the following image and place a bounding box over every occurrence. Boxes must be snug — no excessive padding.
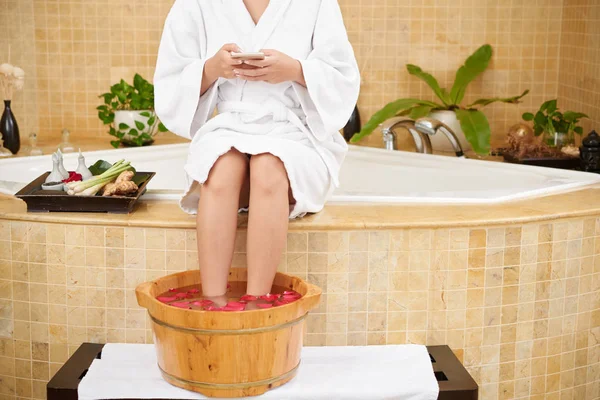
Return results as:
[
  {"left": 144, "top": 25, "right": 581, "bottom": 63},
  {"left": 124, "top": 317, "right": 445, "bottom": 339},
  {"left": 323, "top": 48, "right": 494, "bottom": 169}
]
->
[
  {"left": 503, "top": 152, "right": 580, "bottom": 170},
  {"left": 15, "top": 171, "right": 155, "bottom": 214}
]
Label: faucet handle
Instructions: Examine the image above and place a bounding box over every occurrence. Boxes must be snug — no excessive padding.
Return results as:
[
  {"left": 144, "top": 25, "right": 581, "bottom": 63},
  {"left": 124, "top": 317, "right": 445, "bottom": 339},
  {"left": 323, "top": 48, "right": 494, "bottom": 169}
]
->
[{"left": 380, "top": 116, "right": 415, "bottom": 133}]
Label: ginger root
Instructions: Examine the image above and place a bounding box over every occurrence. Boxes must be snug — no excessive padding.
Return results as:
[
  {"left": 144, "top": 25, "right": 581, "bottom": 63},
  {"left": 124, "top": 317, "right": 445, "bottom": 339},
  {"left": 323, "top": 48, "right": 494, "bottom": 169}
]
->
[
  {"left": 102, "top": 182, "right": 118, "bottom": 196},
  {"left": 116, "top": 170, "right": 134, "bottom": 184},
  {"left": 102, "top": 170, "right": 138, "bottom": 196}
]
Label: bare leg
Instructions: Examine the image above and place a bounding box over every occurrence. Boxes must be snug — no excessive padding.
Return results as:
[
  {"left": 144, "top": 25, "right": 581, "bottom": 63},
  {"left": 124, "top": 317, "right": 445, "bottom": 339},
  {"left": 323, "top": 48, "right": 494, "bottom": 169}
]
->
[
  {"left": 197, "top": 149, "right": 249, "bottom": 299},
  {"left": 246, "top": 154, "right": 292, "bottom": 296}
]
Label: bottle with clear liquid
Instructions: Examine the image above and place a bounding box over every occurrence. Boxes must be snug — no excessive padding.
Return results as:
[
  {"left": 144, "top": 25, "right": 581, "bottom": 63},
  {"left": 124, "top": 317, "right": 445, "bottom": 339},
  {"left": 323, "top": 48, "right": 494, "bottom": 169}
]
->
[
  {"left": 59, "top": 129, "right": 75, "bottom": 153},
  {"left": 0, "top": 131, "right": 12, "bottom": 157},
  {"left": 28, "top": 132, "right": 43, "bottom": 156}
]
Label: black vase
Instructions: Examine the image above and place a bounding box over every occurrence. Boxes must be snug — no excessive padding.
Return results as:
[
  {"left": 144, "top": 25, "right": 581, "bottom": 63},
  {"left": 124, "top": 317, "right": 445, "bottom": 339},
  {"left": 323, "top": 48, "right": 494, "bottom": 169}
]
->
[
  {"left": 343, "top": 105, "right": 361, "bottom": 143},
  {"left": 1, "top": 100, "right": 20, "bottom": 154}
]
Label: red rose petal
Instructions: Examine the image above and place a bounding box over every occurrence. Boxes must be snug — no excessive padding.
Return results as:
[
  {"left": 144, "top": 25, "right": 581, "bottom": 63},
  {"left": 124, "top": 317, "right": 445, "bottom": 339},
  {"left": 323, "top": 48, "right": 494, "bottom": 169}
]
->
[
  {"left": 257, "top": 303, "right": 273, "bottom": 309},
  {"left": 171, "top": 301, "right": 191, "bottom": 309},
  {"left": 240, "top": 295, "right": 257, "bottom": 302},
  {"left": 175, "top": 293, "right": 189, "bottom": 299},
  {"left": 204, "top": 306, "right": 223, "bottom": 311},
  {"left": 282, "top": 291, "right": 299, "bottom": 296},
  {"left": 281, "top": 294, "right": 301, "bottom": 302},
  {"left": 187, "top": 288, "right": 200, "bottom": 294},
  {"left": 274, "top": 299, "right": 290, "bottom": 307},
  {"left": 168, "top": 288, "right": 178, "bottom": 293},
  {"left": 157, "top": 296, "right": 177, "bottom": 303},
  {"left": 260, "top": 294, "right": 280, "bottom": 302}
]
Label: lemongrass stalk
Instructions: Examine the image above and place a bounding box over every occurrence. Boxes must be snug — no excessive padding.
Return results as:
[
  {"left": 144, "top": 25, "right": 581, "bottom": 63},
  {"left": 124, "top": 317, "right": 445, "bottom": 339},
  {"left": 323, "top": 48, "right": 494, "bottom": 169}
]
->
[
  {"left": 70, "top": 163, "right": 131, "bottom": 193},
  {"left": 75, "top": 181, "right": 109, "bottom": 196},
  {"left": 68, "top": 175, "right": 116, "bottom": 196}
]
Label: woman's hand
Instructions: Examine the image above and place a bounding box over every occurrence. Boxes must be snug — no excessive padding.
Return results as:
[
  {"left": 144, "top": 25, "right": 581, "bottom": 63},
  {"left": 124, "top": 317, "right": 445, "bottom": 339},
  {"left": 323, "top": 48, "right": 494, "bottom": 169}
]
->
[
  {"left": 235, "top": 49, "right": 306, "bottom": 86},
  {"left": 201, "top": 43, "right": 259, "bottom": 93}
]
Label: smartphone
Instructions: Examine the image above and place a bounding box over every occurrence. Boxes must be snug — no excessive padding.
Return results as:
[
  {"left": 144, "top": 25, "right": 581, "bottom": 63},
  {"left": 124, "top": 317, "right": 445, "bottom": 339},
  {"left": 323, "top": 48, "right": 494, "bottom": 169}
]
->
[{"left": 230, "top": 52, "right": 266, "bottom": 60}]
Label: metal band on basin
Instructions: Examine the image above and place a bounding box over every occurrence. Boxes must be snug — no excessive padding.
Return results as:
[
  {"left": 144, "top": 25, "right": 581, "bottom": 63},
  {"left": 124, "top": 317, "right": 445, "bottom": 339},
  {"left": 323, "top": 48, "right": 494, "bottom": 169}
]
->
[
  {"left": 149, "top": 313, "right": 307, "bottom": 335},
  {"left": 158, "top": 362, "right": 300, "bottom": 389}
]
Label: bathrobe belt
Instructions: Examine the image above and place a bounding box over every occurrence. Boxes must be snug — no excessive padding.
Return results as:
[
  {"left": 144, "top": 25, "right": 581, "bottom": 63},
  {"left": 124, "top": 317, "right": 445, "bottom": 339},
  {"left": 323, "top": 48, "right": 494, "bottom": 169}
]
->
[{"left": 217, "top": 100, "right": 339, "bottom": 187}]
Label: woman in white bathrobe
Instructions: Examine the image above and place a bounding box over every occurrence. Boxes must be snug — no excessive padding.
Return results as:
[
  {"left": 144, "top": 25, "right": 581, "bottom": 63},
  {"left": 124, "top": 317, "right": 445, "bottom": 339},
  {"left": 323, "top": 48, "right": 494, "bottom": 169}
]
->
[{"left": 154, "top": 0, "right": 360, "bottom": 300}]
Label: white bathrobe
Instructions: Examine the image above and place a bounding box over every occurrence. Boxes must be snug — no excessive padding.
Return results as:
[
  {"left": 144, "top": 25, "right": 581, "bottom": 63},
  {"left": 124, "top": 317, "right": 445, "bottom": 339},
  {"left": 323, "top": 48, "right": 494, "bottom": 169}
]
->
[{"left": 154, "top": 0, "right": 360, "bottom": 218}]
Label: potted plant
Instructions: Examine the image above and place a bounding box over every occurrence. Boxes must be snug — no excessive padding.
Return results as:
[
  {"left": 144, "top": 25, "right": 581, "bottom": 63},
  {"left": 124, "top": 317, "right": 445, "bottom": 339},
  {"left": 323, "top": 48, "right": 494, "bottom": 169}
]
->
[
  {"left": 522, "top": 99, "right": 588, "bottom": 148},
  {"left": 97, "top": 74, "right": 168, "bottom": 148},
  {"left": 350, "top": 44, "right": 529, "bottom": 155}
]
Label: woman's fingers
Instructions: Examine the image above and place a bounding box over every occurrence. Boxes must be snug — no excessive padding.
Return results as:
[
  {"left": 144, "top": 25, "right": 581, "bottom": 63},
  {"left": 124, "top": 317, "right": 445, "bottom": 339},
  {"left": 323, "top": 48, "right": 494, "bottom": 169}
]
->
[
  {"left": 227, "top": 58, "right": 244, "bottom": 66},
  {"left": 260, "top": 49, "right": 277, "bottom": 57},
  {"left": 234, "top": 67, "right": 270, "bottom": 78},
  {"left": 243, "top": 58, "right": 272, "bottom": 68},
  {"left": 222, "top": 43, "right": 242, "bottom": 53}
]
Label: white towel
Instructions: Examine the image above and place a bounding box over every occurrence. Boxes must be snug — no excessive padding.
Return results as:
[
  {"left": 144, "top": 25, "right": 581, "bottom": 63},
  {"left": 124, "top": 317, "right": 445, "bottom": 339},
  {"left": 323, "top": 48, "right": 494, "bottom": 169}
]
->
[{"left": 78, "top": 343, "right": 439, "bottom": 400}]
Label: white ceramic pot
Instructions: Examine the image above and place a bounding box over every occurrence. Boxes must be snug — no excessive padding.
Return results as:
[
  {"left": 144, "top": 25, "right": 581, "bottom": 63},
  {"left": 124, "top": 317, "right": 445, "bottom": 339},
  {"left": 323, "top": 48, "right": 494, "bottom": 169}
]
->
[
  {"left": 427, "top": 110, "right": 472, "bottom": 154},
  {"left": 113, "top": 110, "right": 158, "bottom": 144}
]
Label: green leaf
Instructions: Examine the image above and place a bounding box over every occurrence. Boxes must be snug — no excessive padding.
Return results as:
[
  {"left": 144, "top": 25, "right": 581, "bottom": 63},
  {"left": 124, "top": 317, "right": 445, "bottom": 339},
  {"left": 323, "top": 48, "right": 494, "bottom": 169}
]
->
[
  {"left": 140, "top": 111, "right": 151, "bottom": 117},
  {"left": 541, "top": 99, "right": 557, "bottom": 114},
  {"left": 147, "top": 116, "right": 156, "bottom": 126},
  {"left": 128, "top": 128, "right": 139, "bottom": 137},
  {"left": 118, "top": 123, "right": 129, "bottom": 130},
  {"left": 534, "top": 111, "right": 547, "bottom": 128},
  {"left": 522, "top": 112, "right": 535, "bottom": 121},
  {"left": 158, "top": 122, "right": 168, "bottom": 132},
  {"left": 454, "top": 109, "right": 491, "bottom": 155},
  {"left": 406, "top": 65, "right": 451, "bottom": 106},
  {"left": 89, "top": 160, "right": 113, "bottom": 176},
  {"left": 132, "top": 173, "right": 148, "bottom": 186},
  {"left": 110, "top": 140, "right": 121, "bottom": 149},
  {"left": 449, "top": 44, "right": 493, "bottom": 105},
  {"left": 133, "top": 74, "right": 144, "bottom": 91},
  {"left": 350, "top": 98, "right": 440, "bottom": 143},
  {"left": 409, "top": 105, "right": 433, "bottom": 120},
  {"left": 135, "top": 120, "right": 145, "bottom": 130},
  {"left": 574, "top": 126, "right": 584, "bottom": 135},
  {"left": 131, "top": 93, "right": 142, "bottom": 110},
  {"left": 468, "top": 89, "right": 530, "bottom": 108},
  {"left": 562, "top": 111, "right": 588, "bottom": 122}
]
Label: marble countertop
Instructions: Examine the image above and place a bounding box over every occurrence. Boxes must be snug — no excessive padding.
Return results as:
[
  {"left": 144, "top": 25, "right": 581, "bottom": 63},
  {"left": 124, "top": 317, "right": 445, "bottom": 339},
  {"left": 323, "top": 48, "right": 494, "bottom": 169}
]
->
[
  {"left": 2, "top": 185, "right": 600, "bottom": 230},
  {"left": 2, "top": 134, "right": 597, "bottom": 230}
]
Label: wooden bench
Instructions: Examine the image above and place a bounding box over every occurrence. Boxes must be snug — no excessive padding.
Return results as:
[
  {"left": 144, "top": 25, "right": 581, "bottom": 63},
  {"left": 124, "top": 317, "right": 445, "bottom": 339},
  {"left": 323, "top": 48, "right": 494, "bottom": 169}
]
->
[{"left": 47, "top": 343, "right": 478, "bottom": 400}]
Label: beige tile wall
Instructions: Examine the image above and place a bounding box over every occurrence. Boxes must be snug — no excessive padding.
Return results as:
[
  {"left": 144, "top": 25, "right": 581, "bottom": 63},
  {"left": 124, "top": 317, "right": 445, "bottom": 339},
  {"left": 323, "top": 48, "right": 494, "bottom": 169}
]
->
[
  {"left": 0, "top": 0, "right": 38, "bottom": 140},
  {"left": 0, "top": 0, "right": 573, "bottom": 149},
  {"left": 0, "top": 218, "right": 599, "bottom": 399},
  {"left": 558, "top": 0, "right": 600, "bottom": 136}
]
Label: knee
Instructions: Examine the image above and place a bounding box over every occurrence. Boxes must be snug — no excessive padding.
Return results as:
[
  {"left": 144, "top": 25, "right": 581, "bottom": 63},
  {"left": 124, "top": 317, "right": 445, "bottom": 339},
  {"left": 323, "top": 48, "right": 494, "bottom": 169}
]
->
[
  {"left": 250, "top": 154, "right": 289, "bottom": 195},
  {"left": 203, "top": 151, "right": 248, "bottom": 195}
]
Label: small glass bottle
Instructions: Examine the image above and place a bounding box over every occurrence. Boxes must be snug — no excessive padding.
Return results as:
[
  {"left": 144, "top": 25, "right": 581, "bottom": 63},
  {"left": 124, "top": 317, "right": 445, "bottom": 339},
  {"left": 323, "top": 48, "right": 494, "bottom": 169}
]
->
[
  {"left": 0, "top": 132, "right": 12, "bottom": 157},
  {"left": 28, "top": 132, "right": 43, "bottom": 156},
  {"left": 58, "top": 128, "right": 75, "bottom": 153}
]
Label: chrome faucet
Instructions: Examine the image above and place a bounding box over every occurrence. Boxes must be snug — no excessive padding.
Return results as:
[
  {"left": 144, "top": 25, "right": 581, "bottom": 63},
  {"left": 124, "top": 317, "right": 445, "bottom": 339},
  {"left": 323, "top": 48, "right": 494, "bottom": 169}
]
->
[
  {"left": 415, "top": 118, "right": 465, "bottom": 158},
  {"left": 380, "top": 117, "right": 433, "bottom": 154}
]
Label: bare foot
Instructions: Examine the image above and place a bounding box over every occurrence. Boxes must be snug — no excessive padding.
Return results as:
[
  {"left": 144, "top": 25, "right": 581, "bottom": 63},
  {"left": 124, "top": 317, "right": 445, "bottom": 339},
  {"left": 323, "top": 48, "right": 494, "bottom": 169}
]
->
[{"left": 203, "top": 294, "right": 229, "bottom": 308}]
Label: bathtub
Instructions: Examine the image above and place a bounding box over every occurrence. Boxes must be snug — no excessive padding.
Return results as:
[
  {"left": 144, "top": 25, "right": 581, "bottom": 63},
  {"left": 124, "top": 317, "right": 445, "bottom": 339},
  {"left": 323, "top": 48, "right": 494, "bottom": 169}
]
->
[{"left": 1, "top": 143, "right": 599, "bottom": 204}]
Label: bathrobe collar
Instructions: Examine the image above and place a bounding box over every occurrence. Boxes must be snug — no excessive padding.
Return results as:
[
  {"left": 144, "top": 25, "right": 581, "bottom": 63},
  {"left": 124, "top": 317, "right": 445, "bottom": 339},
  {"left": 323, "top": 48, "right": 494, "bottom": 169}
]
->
[{"left": 220, "top": 0, "right": 291, "bottom": 51}]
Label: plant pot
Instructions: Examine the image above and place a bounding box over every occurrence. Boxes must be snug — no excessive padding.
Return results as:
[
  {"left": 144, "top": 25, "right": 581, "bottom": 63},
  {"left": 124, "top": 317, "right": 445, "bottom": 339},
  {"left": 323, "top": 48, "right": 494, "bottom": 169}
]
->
[
  {"left": 427, "top": 110, "right": 472, "bottom": 154},
  {"left": 113, "top": 110, "right": 158, "bottom": 146},
  {"left": 543, "top": 129, "right": 574, "bottom": 149},
  {"left": 136, "top": 269, "right": 321, "bottom": 398}
]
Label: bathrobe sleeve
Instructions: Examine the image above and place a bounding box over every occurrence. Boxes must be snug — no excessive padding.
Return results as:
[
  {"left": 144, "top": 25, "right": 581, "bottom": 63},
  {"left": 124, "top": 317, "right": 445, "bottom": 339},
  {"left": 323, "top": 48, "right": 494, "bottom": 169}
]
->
[
  {"left": 154, "top": 0, "right": 219, "bottom": 140},
  {"left": 295, "top": 0, "right": 360, "bottom": 142}
]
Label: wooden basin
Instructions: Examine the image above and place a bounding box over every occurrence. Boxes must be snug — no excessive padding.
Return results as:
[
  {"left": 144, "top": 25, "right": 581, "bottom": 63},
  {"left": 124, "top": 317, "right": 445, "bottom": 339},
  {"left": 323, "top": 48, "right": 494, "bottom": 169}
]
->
[{"left": 135, "top": 269, "right": 321, "bottom": 398}]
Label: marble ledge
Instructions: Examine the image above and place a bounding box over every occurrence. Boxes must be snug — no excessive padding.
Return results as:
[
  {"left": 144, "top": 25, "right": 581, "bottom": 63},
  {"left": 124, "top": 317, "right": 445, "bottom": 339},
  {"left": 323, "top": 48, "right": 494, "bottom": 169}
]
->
[{"left": 2, "top": 186, "right": 600, "bottom": 230}]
